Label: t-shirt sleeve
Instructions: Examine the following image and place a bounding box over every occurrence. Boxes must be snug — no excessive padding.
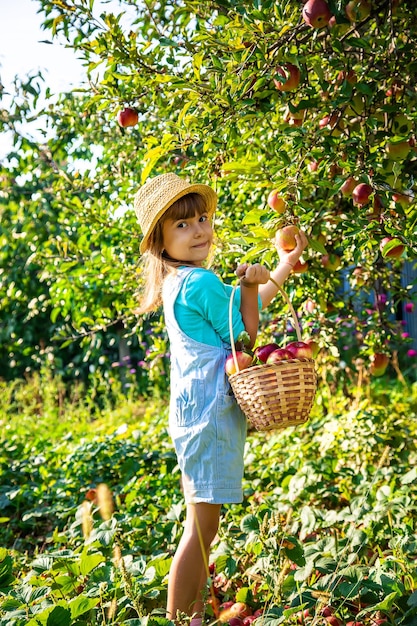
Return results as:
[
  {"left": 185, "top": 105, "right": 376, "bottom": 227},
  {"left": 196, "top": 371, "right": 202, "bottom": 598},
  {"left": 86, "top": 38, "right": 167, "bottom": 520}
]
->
[{"left": 181, "top": 269, "right": 245, "bottom": 345}]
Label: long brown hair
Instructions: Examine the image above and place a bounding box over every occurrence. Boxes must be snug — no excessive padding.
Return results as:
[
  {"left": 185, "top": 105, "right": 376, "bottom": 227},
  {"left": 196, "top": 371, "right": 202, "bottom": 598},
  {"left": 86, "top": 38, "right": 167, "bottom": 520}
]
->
[{"left": 136, "top": 193, "right": 210, "bottom": 313}]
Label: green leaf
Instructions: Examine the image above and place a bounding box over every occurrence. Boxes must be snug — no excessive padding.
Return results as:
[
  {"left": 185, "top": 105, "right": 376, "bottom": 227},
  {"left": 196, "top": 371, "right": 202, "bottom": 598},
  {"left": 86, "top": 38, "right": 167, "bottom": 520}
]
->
[
  {"left": 80, "top": 551, "right": 105, "bottom": 576},
  {"left": 47, "top": 605, "right": 72, "bottom": 626},
  {"left": 282, "top": 536, "right": 305, "bottom": 567},
  {"left": 240, "top": 513, "right": 259, "bottom": 533},
  {"left": 69, "top": 595, "right": 100, "bottom": 619}
]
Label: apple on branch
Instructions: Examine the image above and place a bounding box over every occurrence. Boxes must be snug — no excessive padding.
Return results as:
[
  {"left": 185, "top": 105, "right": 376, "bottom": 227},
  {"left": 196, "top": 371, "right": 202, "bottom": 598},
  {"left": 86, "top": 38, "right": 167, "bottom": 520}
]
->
[
  {"left": 284, "top": 106, "right": 306, "bottom": 127},
  {"left": 392, "top": 191, "right": 413, "bottom": 209},
  {"left": 379, "top": 236, "right": 405, "bottom": 259},
  {"left": 321, "top": 253, "right": 341, "bottom": 271},
  {"left": 302, "top": 0, "right": 332, "bottom": 28},
  {"left": 273, "top": 63, "right": 301, "bottom": 92},
  {"left": 352, "top": 183, "right": 373, "bottom": 207},
  {"left": 267, "top": 189, "right": 287, "bottom": 213},
  {"left": 340, "top": 176, "right": 357, "bottom": 197},
  {"left": 292, "top": 259, "right": 309, "bottom": 273},
  {"left": 345, "top": 0, "right": 371, "bottom": 22},
  {"left": 116, "top": 107, "right": 139, "bottom": 128},
  {"left": 370, "top": 352, "right": 389, "bottom": 377},
  {"left": 385, "top": 140, "right": 411, "bottom": 160}
]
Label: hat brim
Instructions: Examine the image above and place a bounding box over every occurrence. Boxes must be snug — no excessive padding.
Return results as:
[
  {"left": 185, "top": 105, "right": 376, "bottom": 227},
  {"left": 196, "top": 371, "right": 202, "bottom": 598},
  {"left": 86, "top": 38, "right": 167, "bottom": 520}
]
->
[{"left": 139, "top": 183, "right": 218, "bottom": 253}]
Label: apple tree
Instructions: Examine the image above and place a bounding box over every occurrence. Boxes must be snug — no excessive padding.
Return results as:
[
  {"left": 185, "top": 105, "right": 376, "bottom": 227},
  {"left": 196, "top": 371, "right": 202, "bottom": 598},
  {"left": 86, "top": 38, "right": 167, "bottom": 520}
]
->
[
  {"left": 5, "top": 0, "right": 417, "bottom": 383},
  {"left": 0, "top": 72, "right": 170, "bottom": 389}
]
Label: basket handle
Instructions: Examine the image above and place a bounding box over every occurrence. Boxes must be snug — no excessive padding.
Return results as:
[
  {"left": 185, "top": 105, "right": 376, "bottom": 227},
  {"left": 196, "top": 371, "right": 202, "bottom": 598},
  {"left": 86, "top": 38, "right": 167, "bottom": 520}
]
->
[{"left": 228, "top": 276, "right": 302, "bottom": 374}]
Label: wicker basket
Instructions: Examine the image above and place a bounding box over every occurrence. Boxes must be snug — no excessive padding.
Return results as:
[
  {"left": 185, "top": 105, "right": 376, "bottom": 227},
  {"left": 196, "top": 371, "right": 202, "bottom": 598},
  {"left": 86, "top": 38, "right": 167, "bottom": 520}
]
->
[{"left": 228, "top": 278, "right": 317, "bottom": 431}]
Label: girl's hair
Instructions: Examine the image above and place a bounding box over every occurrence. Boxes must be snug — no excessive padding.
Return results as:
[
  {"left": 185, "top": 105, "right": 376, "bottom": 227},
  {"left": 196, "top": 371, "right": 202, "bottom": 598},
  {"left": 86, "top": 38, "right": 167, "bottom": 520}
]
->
[{"left": 136, "top": 192, "right": 209, "bottom": 313}]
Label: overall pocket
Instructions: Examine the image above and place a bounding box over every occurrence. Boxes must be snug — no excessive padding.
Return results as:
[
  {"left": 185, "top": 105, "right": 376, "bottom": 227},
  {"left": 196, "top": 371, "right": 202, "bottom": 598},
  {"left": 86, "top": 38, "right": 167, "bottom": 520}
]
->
[{"left": 173, "top": 378, "right": 206, "bottom": 427}]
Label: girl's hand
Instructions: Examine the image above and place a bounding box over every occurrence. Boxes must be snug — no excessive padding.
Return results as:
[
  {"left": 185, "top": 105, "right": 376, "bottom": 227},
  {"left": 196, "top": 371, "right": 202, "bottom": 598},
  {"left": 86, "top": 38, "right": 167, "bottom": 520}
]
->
[
  {"left": 274, "top": 229, "right": 309, "bottom": 267},
  {"left": 236, "top": 262, "right": 270, "bottom": 286}
]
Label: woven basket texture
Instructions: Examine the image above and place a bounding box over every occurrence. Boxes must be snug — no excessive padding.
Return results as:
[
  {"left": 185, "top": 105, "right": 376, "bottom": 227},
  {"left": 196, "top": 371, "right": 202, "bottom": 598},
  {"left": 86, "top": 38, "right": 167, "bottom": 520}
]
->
[
  {"left": 228, "top": 278, "right": 317, "bottom": 431},
  {"left": 229, "top": 358, "right": 317, "bottom": 431}
]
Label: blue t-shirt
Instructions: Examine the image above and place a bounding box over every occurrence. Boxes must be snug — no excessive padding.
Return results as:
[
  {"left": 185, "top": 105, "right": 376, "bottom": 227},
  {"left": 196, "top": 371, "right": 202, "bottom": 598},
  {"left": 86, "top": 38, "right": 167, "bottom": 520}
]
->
[{"left": 174, "top": 267, "right": 260, "bottom": 347}]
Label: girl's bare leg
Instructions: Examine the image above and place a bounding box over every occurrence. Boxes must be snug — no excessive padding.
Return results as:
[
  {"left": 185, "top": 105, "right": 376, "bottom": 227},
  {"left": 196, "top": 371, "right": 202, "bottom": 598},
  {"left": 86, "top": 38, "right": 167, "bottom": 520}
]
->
[{"left": 166, "top": 502, "right": 221, "bottom": 622}]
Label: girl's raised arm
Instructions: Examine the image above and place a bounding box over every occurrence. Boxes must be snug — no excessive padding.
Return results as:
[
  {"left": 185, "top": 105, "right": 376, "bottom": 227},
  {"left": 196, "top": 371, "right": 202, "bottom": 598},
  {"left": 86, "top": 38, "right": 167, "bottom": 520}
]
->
[{"left": 236, "top": 263, "right": 269, "bottom": 348}]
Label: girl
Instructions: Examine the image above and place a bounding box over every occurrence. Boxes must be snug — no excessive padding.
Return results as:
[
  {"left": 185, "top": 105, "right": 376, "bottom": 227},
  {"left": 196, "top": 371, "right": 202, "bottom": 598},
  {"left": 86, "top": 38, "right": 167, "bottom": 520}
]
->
[{"left": 134, "top": 172, "right": 308, "bottom": 624}]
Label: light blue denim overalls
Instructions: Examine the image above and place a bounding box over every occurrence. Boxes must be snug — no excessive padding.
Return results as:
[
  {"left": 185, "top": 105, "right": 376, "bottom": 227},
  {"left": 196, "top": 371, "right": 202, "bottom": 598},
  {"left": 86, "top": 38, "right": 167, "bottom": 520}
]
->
[{"left": 162, "top": 267, "right": 247, "bottom": 504}]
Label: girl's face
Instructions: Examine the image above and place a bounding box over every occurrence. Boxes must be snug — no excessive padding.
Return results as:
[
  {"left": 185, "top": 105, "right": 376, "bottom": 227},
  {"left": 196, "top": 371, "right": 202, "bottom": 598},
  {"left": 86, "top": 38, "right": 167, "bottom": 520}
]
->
[{"left": 162, "top": 210, "right": 213, "bottom": 265}]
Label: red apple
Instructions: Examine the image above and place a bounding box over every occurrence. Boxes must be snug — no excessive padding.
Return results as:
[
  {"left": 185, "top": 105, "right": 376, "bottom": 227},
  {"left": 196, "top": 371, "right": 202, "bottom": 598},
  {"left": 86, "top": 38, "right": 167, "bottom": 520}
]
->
[
  {"left": 275, "top": 225, "right": 300, "bottom": 251},
  {"left": 352, "top": 183, "right": 373, "bottom": 206},
  {"left": 273, "top": 63, "right": 301, "bottom": 92},
  {"left": 305, "top": 298, "right": 316, "bottom": 314},
  {"left": 380, "top": 236, "right": 405, "bottom": 259},
  {"left": 284, "top": 106, "right": 306, "bottom": 126},
  {"left": 308, "top": 159, "right": 320, "bottom": 172},
  {"left": 386, "top": 78, "right": 404, "bottom": 99},
  {"left": 345, "top": 0, "right": 371, "bottom": 22},
  {"left": 219, "top": 601, "right": 235, "bottom": 611},
  {"left": 242, "top": 617, "right": 257, "bottom": 625},
  {"left": 229, "top": 619, "right": 244, "bottom": 626},
  {"left": 370, "top": 352, "right": 389, "bottom": 377},
  {"left": 321, "top": 253, "right": 341, "bottom": 271},
  {"left": 336, "top": 69, "right": 357, "bottom": 85},
  {"left": 340, "top": 176, "right": 357, "bottom": 197},
  {"left": 266, "top": 348, "right": 293, "bottom": 364},
  {"left": 321, "top": 606, "right": 334, "bottom": 617},
  {"left": 230, "top": 603, "right": 252, "bottom": 618},
  {"left": 254, "top": 342, "right": 279, "bottom": 363},
  {"left": 116, "top": 107, "right": 139, "bottom": 128},
  {"left": 286, "top": 341, "right": 314, "bottom": 359},
  {"left": 302, "top": 0, "right": 332, "bottom": 28},
  {"left": 326, "top": 616, "right": 342, "bottom": 626},
  {"left": 267, "top": 189, "right": 287, "bottom": 213},
  {"left": 292, "top": 259, "right": 309, "bottom": 273},
  {"left": 225, "top": 351, "right": 253, "bottom": 375},
  {"left": 392, "top": 191, "right": 413, "bottom": 208}
]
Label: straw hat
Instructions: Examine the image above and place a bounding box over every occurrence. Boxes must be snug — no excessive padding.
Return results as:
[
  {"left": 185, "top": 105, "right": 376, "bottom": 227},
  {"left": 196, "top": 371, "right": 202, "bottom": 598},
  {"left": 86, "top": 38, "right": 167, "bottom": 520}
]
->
[{"left": 134, "top": 172, "right": 218, "bottom": 253}]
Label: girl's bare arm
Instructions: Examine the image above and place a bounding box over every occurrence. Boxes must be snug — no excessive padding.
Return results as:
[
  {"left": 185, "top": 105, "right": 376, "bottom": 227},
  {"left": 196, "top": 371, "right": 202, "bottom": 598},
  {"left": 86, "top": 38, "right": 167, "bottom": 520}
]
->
[
  {"left": 236, "top": 263, "right": 269, "bottom": 348},
  {"left": 259, "top": 231, "right": 308, "bottom": 309}
]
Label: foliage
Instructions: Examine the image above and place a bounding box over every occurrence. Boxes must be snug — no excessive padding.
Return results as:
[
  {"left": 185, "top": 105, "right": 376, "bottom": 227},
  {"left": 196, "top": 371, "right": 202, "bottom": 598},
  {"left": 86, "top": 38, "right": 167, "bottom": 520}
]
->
[
  {"left": 1, "top": 375, "right": 417, "bottom": 624},
  {"left": 0, "top": 0, "right": 416, "bottom": 384}
]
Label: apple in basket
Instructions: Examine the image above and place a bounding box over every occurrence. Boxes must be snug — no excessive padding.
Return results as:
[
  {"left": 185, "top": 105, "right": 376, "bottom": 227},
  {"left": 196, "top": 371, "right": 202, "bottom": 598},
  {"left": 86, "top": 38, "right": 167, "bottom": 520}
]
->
[
  {"left": 286, "top": 341, "right": 314, "bottom": 359},
  {"left": 225, "top": 351, "right": 253, "bottom": 376},
  {"left": 254, "top": 342, "right": 279, "bottom": 363},
  {"left": 266, "top": 348, "right": 293, "bottom": 364}
]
